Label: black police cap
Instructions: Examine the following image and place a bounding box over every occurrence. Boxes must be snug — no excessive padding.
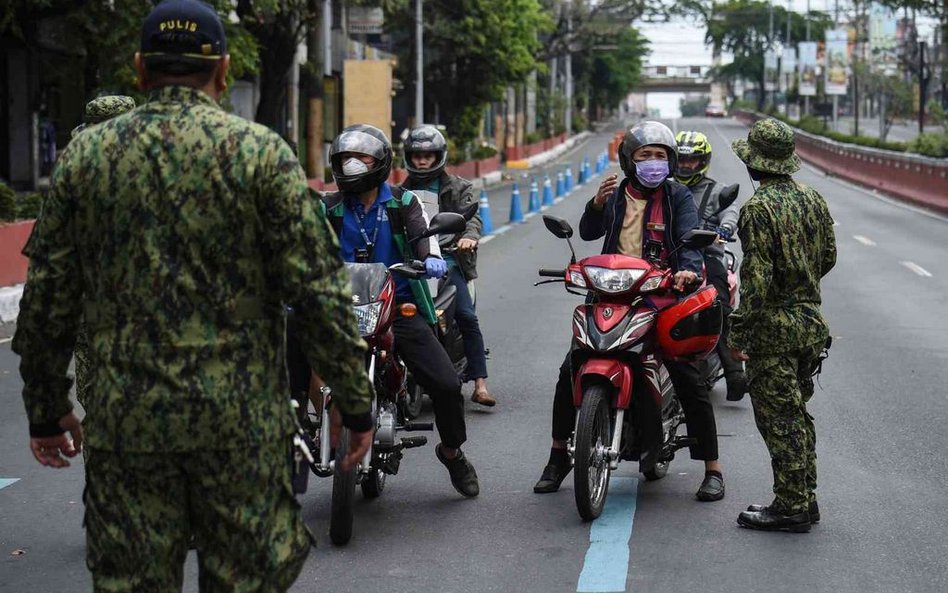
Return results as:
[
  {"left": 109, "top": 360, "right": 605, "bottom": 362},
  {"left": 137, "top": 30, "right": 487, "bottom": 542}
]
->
[{"left": 140, "top": 0, "right": 226, "bottom": 67}]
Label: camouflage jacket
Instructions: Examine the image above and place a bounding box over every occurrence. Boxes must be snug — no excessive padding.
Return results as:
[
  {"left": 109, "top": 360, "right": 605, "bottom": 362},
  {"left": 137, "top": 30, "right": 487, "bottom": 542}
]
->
[
  {"left": 13, "top": 86, "right": 373, "bottom": 452},
  {"left": 728, "top": 177, "right": 837, "bottom": 355}
]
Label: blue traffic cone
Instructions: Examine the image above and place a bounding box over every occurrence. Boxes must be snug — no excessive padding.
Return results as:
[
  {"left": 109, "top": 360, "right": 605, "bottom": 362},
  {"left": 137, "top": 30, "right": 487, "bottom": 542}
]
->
[
  {"left": 577, "top": 159, "right": 586, "bottom": 185},
  {"left": 584, "top": 157, "right": 591, "bottom": 181},
  {"left": 479, "top": 188, "right": 493, "bottom": 235},
  {"left": 542, "top": 174, "right": 554, "bottom": 206},
  {"left": 509, "top": 183, "right": 525, "bottom": 224},
  {"left": 528, "top": 178, "right": 541, "bottom": 213},
  {"left": 556, "top": 172, "right": 565, "bottom": 198},
  {"left": 565, "top": 166, "right": 574, "bottom": 192}
]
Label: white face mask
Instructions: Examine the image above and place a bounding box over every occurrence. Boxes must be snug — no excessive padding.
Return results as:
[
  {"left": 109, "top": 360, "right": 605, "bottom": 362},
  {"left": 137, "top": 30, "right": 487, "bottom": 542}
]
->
[{"left": 342, "top": 157, "right": 369, "bottom": 176}]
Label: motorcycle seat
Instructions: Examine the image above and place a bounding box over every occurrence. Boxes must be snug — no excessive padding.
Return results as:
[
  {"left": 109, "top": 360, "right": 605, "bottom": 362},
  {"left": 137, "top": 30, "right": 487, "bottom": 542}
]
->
[{"left": 433, "top": 284, "right": 458, "bottom": 312}]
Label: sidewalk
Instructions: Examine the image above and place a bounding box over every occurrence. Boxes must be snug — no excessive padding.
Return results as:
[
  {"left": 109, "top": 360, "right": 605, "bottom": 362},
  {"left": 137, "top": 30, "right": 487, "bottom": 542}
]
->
[{"left": 832, "top": 116, "right": 942, "bottom": 143}]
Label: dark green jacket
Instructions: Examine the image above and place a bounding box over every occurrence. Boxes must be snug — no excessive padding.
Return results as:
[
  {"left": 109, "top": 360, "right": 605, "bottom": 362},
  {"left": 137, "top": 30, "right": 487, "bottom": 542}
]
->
[{"left": 402, "top": 172, "right": 482, "bottom": 281}]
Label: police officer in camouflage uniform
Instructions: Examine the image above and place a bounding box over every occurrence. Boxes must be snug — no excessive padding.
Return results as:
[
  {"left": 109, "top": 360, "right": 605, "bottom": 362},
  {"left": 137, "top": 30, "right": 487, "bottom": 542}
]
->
[
  {"left": 70, "top": 95, "right": 136, "bottom": 139},
  {"left": 12, "top": 1, "right": 374, "bottom": 590},
  {"left": 728, "top": 119, "right": 836, "bottom": 533},
  {"left": 68, "top": 95, "right": 137, "bottom": 409}
]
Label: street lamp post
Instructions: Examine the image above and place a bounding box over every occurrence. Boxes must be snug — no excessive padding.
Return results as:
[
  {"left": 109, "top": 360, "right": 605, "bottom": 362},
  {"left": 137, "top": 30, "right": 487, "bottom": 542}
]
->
[{"left": 415, "top": 0, "right": 423, "bottom": 125}]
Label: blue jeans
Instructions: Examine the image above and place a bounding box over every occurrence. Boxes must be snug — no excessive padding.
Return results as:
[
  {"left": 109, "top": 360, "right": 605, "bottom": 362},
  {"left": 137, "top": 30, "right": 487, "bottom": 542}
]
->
[{"left": 448, "top": 266, "right": 488, "bottom": 380}]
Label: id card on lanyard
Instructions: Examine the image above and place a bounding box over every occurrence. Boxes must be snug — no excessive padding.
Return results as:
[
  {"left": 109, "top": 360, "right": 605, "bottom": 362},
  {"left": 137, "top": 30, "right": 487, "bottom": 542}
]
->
[{"left": 352, "top": 203, "right": 384, "bottom": 262}]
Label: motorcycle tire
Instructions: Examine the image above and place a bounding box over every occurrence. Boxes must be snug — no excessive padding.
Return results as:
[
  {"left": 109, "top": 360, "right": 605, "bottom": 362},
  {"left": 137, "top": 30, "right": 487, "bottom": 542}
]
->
[
  {"left": 360, "top": 464, "right": 386, "bottom": 499},
  {"left": 329, "top": 427, "right": 357, "bottom": 546},
  {"left": 574, "top": 384, "right": 613, "bottom": 521}
]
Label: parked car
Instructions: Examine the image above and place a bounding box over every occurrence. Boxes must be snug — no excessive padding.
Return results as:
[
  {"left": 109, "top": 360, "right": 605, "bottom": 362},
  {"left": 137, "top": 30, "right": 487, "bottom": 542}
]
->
[{"left": 704, "top": 104, "right": 726, "bottom": 118}]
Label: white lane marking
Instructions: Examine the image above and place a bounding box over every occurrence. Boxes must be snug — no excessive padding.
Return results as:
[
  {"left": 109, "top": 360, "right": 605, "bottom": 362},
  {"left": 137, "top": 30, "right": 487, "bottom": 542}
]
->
[
  {"left": 0, "top": 478, "right": 19, "bottom": 490},
  {"left": 852, "top": 235, "right": 876, "bottom": 246},
  {"left": 901, "top": 261, "right": 933, "bottom": 277},
  {"left": 0, "top": 337, "right": 11, "bottom": 345}
]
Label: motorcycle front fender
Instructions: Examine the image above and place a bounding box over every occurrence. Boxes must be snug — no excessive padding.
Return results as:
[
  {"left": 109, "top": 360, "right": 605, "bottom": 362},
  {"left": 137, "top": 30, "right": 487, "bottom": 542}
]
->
[{"left": 573, "top": 358, "right": 634, "bottom": 409}]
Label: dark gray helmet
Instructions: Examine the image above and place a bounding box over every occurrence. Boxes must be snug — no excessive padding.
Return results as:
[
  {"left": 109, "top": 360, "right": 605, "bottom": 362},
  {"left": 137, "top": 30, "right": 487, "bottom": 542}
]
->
[
  {"left": 404, "top": 125, "right": 448, "bottom": 183},
  {"left": 618, "top": 121, "right": 678, "bottom": 180},
  {"left": 330, "top": 124, "right": 393, "bottom": 194}
]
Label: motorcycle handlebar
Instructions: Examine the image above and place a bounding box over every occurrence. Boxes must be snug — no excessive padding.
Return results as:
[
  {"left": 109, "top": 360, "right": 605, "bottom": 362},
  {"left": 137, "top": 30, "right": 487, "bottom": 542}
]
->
[
  {"left": 538, "top": 268, "right": 566, "bottom": 278},
  {"left": 390, "top": 261, "right": 427, "bottom": 279}
]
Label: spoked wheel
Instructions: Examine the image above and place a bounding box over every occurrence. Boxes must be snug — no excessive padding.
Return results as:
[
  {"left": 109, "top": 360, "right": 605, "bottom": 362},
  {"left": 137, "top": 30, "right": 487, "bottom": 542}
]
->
[
  {"left": 329, "top": 427, "right": 357, "bottom": 546},
  {"left": 574, "top": 384, "right": 614, "bottom": 521}
]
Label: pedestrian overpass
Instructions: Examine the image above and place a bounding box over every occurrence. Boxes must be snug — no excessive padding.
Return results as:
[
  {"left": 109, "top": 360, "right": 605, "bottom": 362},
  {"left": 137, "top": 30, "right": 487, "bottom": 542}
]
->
[{"left": 639, "top": 65, "right": 713, "bottom": 93}]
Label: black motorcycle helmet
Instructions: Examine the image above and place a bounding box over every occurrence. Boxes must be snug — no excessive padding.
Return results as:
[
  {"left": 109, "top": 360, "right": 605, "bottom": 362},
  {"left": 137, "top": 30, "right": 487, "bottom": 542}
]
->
[
  {"left": 618, "top": 121, "right": 678, "bottom": 181},
  {"left": 403, "top": 125, "right": 448, "bottom": 184},
  {"left": 330, "top": 124, "right": 393, "bottom": 194}
]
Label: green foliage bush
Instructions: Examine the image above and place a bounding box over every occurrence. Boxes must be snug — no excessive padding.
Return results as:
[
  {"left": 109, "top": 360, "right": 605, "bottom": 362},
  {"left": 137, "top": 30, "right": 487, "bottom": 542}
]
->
[
  {"left": 907, "top": 133, "right": 948, "bottom": 158},
  {"left": 0, "top": 181, "right": 15, "bottom": 222},
  {"left": 524, "top": 131, "right": 545, "bottom": 145},
  {"left": 470, "top": 144, "right": 498, "bottom": 161},
  {"left": 16, "top": 192, "right": 44, "bottom": 220}
]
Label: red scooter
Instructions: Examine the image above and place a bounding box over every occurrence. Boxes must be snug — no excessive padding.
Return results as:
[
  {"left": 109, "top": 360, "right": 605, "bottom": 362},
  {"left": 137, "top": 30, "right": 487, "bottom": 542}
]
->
[{"left": 537, "top": 215, "right": 722, "bottom": 520}]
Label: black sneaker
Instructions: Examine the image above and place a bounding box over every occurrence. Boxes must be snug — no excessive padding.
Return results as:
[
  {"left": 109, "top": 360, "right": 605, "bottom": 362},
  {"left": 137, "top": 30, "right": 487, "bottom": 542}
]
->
[{"left": 436, "top": 445, "right": 480, "bottom": 498}]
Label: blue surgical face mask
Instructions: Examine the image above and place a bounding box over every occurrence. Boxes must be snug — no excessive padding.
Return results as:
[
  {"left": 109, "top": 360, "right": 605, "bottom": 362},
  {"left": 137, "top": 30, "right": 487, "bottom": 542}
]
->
[{"left": 634, "top": 159, "right": 670, "bottom": 188}]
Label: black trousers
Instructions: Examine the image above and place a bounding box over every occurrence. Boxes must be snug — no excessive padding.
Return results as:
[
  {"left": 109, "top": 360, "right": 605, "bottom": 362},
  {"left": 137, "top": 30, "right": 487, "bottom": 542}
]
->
[
  {"left": 551, "top": 352, "right": 719, "bottom": 461},
  {"left": 705, "top": 255, "right": 744, "bottom": 376},
  {"left": 394, "top": 313, "right": 467, "bottom": 449}
]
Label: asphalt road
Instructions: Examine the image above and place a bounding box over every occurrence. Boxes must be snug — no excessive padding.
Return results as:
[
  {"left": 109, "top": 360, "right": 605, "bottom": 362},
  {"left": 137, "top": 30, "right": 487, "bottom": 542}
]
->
[{"left": 2, "top": 117, "right": 948, "bottom": 593}]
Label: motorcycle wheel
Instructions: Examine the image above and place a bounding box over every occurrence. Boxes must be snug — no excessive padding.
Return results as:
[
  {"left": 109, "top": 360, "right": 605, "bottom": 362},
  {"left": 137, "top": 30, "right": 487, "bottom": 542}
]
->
[
  {"left": 329, "top": 427, "right": 357, "bottom": 546},
  {"left": 574, "top": 384, "right": 613, "bottom": 521},
  {"left": 360, "top": 464, "right": 386, "bottom": 499}
]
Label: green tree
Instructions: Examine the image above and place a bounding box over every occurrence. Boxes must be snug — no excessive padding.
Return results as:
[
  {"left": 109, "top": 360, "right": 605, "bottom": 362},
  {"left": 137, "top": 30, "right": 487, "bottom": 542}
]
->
[
  {"left": 575, "top": 26, "right": 649, "bottom": 121},
  {"left": 380, "top": 0, "right": 550, "bottom": 147},
  {"left": 688, "top": 0, "right": 829, "bottom": 110}
]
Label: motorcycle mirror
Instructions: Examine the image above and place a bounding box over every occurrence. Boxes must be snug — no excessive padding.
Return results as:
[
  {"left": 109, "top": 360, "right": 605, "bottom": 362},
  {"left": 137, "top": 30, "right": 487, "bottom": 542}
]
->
[
  {"left": 422, "top": 212, "right": 466, "bottom": 239},
  {"left": 680, "top": 229, "right": 719, "bottom": 249},
  {"left": 542, "top": 215, "right": 574, "bottom": 239},
  {"left": 718, "top": 184, "right": 739, "bottom": 211}
]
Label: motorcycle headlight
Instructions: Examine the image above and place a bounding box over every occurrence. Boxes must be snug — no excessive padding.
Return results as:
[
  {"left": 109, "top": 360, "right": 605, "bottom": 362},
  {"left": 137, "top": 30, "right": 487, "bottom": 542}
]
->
[
  {"left": 569, "top": 270, "right": 588, "bottom": 288},
  {"left": 353, "top": 301, "right": 383, "bottom": 335},
  {"left": 639, "top": 276, "right": 663, "bottom": 293},
  {"left": 583, "top": 266, "right": 645, "bottom": 294}
]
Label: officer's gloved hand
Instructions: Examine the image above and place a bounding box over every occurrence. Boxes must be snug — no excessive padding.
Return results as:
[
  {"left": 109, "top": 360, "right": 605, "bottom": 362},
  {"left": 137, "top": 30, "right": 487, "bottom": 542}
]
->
[
  {"left": 716, "top": 226, "right": 734, "bottom": 242},
  {"left": 424, "top": 257, "right": 448, "bottom": 279}
]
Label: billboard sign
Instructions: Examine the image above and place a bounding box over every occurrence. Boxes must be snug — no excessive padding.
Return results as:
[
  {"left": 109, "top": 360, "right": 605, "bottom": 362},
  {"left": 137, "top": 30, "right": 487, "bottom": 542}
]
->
[{"left": 824, "top": 28, "right": 849, "bottom": 95}]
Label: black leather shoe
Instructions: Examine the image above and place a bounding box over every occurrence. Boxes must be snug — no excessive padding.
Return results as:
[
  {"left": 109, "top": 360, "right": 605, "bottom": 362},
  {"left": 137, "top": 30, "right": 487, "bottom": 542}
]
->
[
  {"left": 747, "top": 501, "right": 820, "bottom": 523},
  {"left": 436, "top": 445, "right": 480, "bottom": 498},
  {"left": 533, "top": 460, "right": 572, "bottom": 494},
  {"left": 696, "top": 473, "right": 725, "bottom": 502},
  {"left": 737, "top": 506, "right": 811, "bottom": 533},
  {"left": 725, "top": 372, "right": 748, "bottom": 401}
]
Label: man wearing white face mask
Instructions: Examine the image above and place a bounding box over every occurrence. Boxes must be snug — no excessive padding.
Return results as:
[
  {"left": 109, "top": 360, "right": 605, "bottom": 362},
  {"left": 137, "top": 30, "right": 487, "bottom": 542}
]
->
[
  {"left": 319, "top": 124, "right": 480, "bottom": 498},
  {"left": 534, "top": 121, "right": 726, "bottom": 503}
]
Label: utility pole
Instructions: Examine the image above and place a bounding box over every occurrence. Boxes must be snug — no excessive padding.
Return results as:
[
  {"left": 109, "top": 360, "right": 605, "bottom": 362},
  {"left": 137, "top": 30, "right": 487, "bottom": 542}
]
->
[
  {"left": 920, "top": 40, "right": 929, "bottom": 135},
  {"left": 833, "top": 0, "right": 840, "bottom": 132},
  {"left": 415, "top": 0, "right": 423, "bottom": 125},
  {"left": 565, "top": 5, "right": 573, "bottom": 136},
  {"left": 768, "top": 0, "right": 775, "bottom": 109},
  {"left": 322, "top": 0, "right": 332, "bottom": 173},
  {"left": 804, "top": 0, "right": 810, "bottom": 115},
  {"left": 785, "top": 0, "right": 791, "bottom": 116}
]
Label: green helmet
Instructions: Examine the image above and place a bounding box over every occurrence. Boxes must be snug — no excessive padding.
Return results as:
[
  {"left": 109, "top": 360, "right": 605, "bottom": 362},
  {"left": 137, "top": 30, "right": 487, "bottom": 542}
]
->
[{"left": 674, "top": 130, "right": 712, "bottom": 186}]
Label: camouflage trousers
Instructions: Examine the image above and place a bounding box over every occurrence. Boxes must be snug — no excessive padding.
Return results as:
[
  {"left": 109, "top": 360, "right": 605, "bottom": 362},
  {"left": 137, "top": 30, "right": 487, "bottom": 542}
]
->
[
  {"left": 745, "top": 341, "right": 824, "bottom": 515},
  {"left": 83, "top": 439, "right": 312, "bottom": 593},
  {"left": 74, "top": 323, "right": 91, "bottom": 408}
]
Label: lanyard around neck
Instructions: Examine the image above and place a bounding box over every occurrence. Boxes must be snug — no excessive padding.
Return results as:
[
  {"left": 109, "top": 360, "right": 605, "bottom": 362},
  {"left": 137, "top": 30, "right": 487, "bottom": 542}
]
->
[{"left": 351, "top": 201, "right": 384, "bottom": 248}]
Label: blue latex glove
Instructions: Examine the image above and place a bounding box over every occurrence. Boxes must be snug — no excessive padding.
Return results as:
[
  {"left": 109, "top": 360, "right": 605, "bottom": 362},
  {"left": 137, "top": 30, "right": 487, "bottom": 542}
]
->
[
  {"left": 424, "top": 257, "right": 448, "bottom": 279},
  {"left": 716, "top": 226, "right": 734, "bottom": 241}
]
